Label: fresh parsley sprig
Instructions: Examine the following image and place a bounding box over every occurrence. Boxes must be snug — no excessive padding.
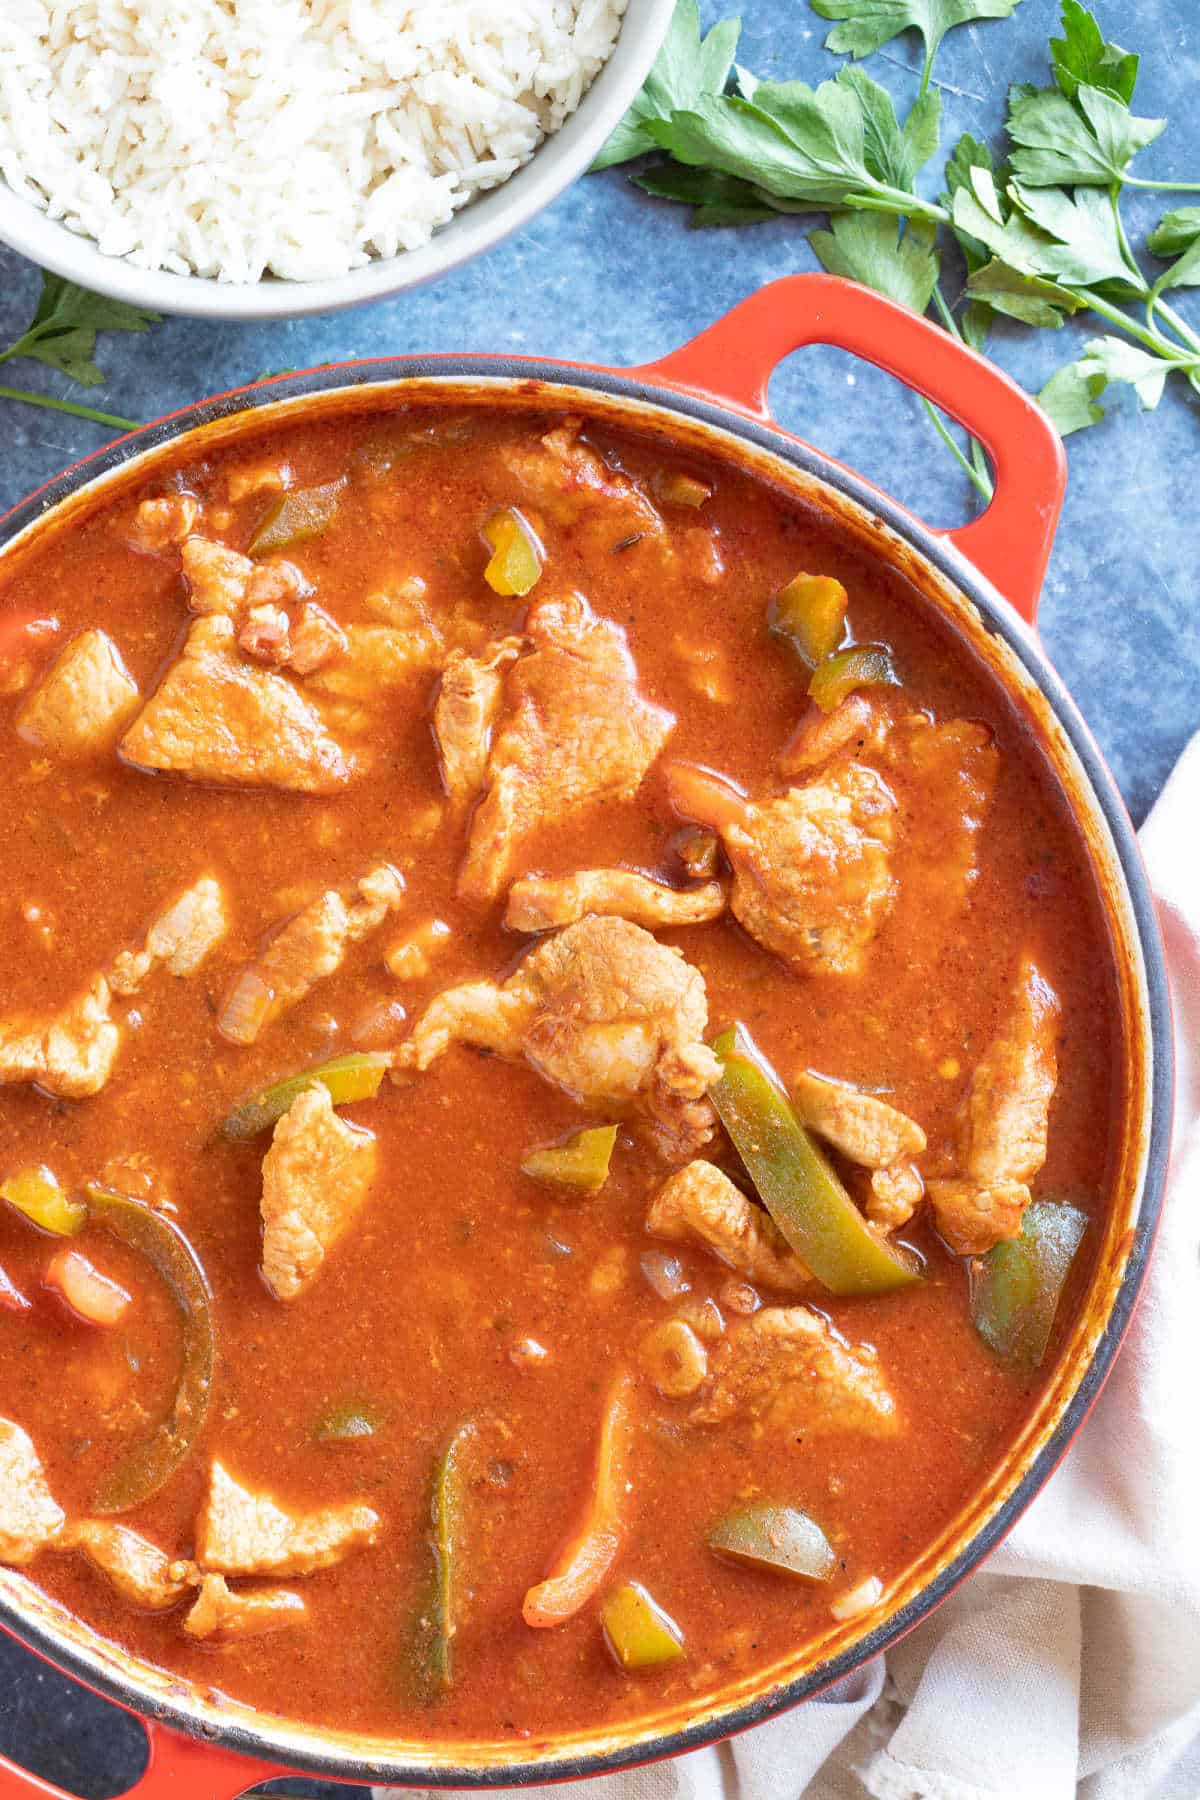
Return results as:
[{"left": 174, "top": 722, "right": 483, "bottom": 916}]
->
[
  {"left": 0, "top": 273, "right": 156, "bottom": 431},
  {"left": 597, "top": 0, "right": 1200, "bottom": 489},
  {"left": 811, "top": 0, "right": 1025, "bottom": 102}
]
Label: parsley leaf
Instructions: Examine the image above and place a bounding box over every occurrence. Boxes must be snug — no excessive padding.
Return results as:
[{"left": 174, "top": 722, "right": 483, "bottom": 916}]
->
[
  {"left": 1007, "top": 81, "right": 1165, "bottom": 187},
  {"left": 1148, "top": 207, "right": 1200, "bottom": 292},
  {"left": 811, "top": 212, "right": 939, "bottom": 311},
  {"left": 949, "top": 162, "right": 1082, "bottom": 327},
  {"left": 596, "top": 0, "right": 1200, "bottom": 489},
  {"left": 1049, "top": 0, "right": 1138, "bottom": 105},
  {"left": 1041, "top": 333, "right": 1173, "bottom": 436},
  {"left": 0, "top": 272, "right": 155, "bottom": 432},
  {"left": 838, "top": 67, "right": 941, "bottom": 188},
  {"left": 633, "top": 163, "right": 779, "bottom": 226},
  {"left": 811, "top": 0, "right": 1023, "bottom": 91},
  {"left": 646, "top": 81, "right": 874, "bottom": 210},
  {"left": 592, "top": 0, "right": 739, "bottom": 169},
  {"left": 1008, "top": 181, "right": 1145, "bottom": 293},
  {"left": 2, "top": 273, "right": 159, "bottom": 389},
  {"left": 1037, "top": 359, "right": 1106, "bottom": 435},
  {"left": 647, "top": 74, "right": 946, "bottom": 218}
]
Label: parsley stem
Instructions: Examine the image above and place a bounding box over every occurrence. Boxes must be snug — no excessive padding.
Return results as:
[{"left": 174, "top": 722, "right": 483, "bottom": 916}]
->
[
  {"left": 1151, "top": 296, "right": 1200, "bottom": 359},
  {"left": 1108, "top": 189, "right": 1149, "bottom": 296},
  {"left": 0, "top": 386, "right": 138, "bottom": 431},
  {"left": 1080, "top": 289, "right": 1186, "bottom": 360},
  {"left": 920, "top": 398, "right": 994, "bottom": 503},
  {"left": 1124, "top": 177, "right": 1200, "bottom": 194},
  {"left": 919, "top": 41, "right": 935, "bottom": 101},
  {"left": 930, "top": 284, "right": 962, "bottom": 339},
  {"left": 846, "top": 189, "right": 950, "bottom": 226},
  {"left": 928, "top": 285, "right": 992, "bottom": 490}
]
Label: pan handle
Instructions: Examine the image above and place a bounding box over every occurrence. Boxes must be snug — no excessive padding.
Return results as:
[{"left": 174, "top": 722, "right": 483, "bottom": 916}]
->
[
  {"left": 0, "top": 1721, "right": 285, "bottom": 1798},
  {"left": 628, "top": 273, "right": 1066, "bottom": 629}
]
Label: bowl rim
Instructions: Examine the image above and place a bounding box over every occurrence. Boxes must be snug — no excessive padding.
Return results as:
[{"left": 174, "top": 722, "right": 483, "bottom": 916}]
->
[
  {"left": 0, "top": 355, "right": 1175, "bottom": 1788},
  {"left": 0, "top": 0, "right": 676, "bottom": 322}
]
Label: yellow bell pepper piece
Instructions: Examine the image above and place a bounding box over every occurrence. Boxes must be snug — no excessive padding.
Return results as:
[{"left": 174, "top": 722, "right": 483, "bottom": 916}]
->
[
  {"left": 0, "top": 1165, "right": 85, "bottom": 1236},
  {"left": 521, "top": 1124, "right": 618, "bottom": 1193},
  {"left": 769, "top": 572, "right": 848, "bottom": 669},
  {"left": 601, "top": 1581, "right": 684, "bottom": 1670},
  {"left": 483, "top": 508, "right": 543, "bottom": 597}
]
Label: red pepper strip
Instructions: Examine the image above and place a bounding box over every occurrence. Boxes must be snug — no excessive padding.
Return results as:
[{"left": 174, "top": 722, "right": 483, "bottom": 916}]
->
[{"left": 523, "top": 1372, "right": 633, "bottom": 1628}]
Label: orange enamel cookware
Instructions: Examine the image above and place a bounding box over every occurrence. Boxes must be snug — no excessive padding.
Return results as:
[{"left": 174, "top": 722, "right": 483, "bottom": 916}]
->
[{"left": 0, "top": 275, "right": 1172, "bottom": 1794}]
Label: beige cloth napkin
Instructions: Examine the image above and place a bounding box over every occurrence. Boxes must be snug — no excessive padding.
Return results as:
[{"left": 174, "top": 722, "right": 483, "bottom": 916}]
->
[{"left": 380, "top": 732, "right": 1200, "bottom": 1800}]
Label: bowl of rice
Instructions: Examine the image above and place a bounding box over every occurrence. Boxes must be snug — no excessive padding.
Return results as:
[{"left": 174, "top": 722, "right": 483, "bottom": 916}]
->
[{"left": 0, "top": 0, "right": 673, "bottom": 320}]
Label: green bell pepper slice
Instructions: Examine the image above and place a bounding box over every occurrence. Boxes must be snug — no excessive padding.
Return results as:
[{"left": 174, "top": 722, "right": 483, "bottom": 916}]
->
[
  {"left": 86, "top": 1186, "right": 215, "bottom": 1515},
  {"left": 406, "top": 1422, "right": 475, "bottom": 1700},
  {"left": 709, "top": 1026, "right": 920, "bottom": 1296},
  {"left": 313, "top": 1400, "right": 384, "bottom": 1444},
  {"left": 249, "top": 478, "right": 346, "bottom": 557},
  {"left": 971, "top": 1199, "right": 1088, "bottom": 1370},
  {"left": 807, "top": 643, "right": 900, "bottom": 714},
  {"left": 219, "top": 1051, "right": 389, "bottom": 1141},
  {"left": 709, "top": 1503, "right": 835, "bottom": 1581}
]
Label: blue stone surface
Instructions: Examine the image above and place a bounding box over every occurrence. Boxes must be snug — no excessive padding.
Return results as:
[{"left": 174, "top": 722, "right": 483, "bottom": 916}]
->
[{"left": 0, "top": 1, "right": 1196, "bottom": 1793}]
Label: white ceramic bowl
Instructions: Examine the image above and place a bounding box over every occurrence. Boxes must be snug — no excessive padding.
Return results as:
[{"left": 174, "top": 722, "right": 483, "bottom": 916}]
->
[{"left": 0, "top": 0, "right": 675, "bottom": 322}]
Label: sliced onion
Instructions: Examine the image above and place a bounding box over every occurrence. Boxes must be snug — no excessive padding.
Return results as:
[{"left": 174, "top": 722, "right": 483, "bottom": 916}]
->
[
  {"left": 217, "top": 970, "right": 273, "bottom": 1046},
  {"left": 639, "top": 1251, "right": 690, "bottom": 1302}
]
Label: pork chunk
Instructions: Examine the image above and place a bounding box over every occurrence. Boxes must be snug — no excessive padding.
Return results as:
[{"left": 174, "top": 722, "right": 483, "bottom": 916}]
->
[
  {"left": 260, "top": 1085, "right": 378, "bottom": 1300},
  {"left": 287, "top": 603, "right": 346, "bottom": 677},
  {"left": 782, "top": 702, "right": 997, "bottom": 924},
  {"left": 109, "top": 876, "right": 229, "bottom": 997},
  {"left": 219, "top": 865, "right": 403, "bottom": 1046},
  {"left": 456, "top": 594, "right": 675, "bottom": 902},
  {"left": 0, "top": 977, "right": 119, "bottom": 1099},
  {"left": 927, "top": 1177, "right": 1030, "bottom": 1257},
  {"left": 791, "top": 1071, "right": 926, "bottom": 1168},
  {"left": 398, "top": 916, "right": 719, "bottom": 1156},
  {"left": 129, "top": 495, "right": 200, "bottom": 556},
  {"left": 884, "top": 715, "right": 999, "bottom": 914},
  {"left": 0, "top": 1420, "right": 65, "bottom": 1563},
  {"left": 120, "top": 615, "right": 352, "bottom": 793},
  {"left": 927, "top": 955, "right": 1061, "bottom": 1255},
  {"left": 669, "top": 762, "right": 898, "bottom": 976},
  {"left": 691, "top": 1308, "right": 900, "bottom": 1437},
  {"left": 505, "top": 869, "right": 725, "bottom": 935},
  {"left": 237, "top": 603, "right": 291, "bottom": 667},
  {"left": 17, "top": 630, "right": 140, "bottom": 759},
  {"left": 183, "top": 1573, "right": 305, "bottom": 1641},
  {"left": 963, "top": 956, "right": 1061, "bottom": 1184},
  {"left": 71, "top": 1522, "right": 193, "bottom": 1610},
  {"left": 308, "top": 608, "right": 442, "bottom": 735},
  {"left": 196, "top": 1460, "right": 380, "bottom": 1575},
  {"left": 498, "top": 418, "right": 664, "bottom": 552},
  {"left": 647, "top": 1161, "right": 811, "bottom": 1292},
  {"left": 181, "top": 537, "right": 253, "bottom": 616},
  {"left": 867, "top": 1161, "right": 925, "bottom": 1232},
  {"left": 434, "top": 638, "right": 522, "bottom": 804}
]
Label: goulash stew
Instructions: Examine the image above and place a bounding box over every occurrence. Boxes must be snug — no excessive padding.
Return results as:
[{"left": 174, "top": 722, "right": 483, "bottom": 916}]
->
[{"left": 0, "top": 402, "right": 1119, "bottom": 1744}]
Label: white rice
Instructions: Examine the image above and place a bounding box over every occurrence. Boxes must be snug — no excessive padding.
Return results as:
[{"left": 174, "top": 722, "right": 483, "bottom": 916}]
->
[{"left": 0, "top": 0, "right": 627, "bottom": 283}]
